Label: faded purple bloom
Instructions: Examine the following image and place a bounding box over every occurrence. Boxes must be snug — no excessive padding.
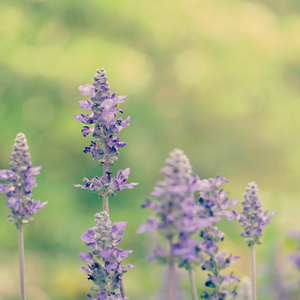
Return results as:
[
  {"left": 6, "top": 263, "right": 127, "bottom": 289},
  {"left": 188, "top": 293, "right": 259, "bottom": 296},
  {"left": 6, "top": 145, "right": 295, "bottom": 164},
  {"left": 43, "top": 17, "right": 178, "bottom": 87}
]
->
[
  {"left": 78, "top": 211, "right": 133, "bottom": 298},
  {"left": 234, "top": 182, "right": 277, "bottom": 246},
  {"left": 198, "top": 176, "right": 238, "bottom": 219},
  {"left": 138, "top": 149, "right": 213, "bottom": 269},
  {"left": 75, "top": 68, "right": 130, "bottom": 166},
  {"left": 0, "top": 133, "right": 47, "bottom": 227}
]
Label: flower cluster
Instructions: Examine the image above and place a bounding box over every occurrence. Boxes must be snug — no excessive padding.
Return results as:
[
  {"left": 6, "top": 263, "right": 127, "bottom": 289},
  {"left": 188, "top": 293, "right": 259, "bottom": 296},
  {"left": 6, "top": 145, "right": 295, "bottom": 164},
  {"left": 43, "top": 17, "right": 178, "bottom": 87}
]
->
[
  {"left": 74, "top": 68, "right": 130, "bottom": 166},
  {"left": 138, "top": 149, "right": 212, "bottom": 268},
  {"left": 197, "top": 176, "right": 240, "bottom": 299},
  {"left": 233, "top": 182, "right": 277, "bottom": 246},
  {"left": 0, "top": 133, "right": 47, "bottom": 227},
  {"left": 75, "top": 168, "right": 138, "bottom": 199},
  {"left": 78, "top": 211, "right": 132, "bottom": 300}
]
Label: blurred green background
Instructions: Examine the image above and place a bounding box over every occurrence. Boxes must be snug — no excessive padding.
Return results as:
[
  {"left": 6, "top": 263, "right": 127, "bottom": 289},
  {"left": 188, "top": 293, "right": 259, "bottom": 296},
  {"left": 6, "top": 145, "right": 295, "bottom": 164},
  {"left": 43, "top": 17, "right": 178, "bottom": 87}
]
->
[{"left": 1, "top": 0, "right": 300, "bottom": 299}]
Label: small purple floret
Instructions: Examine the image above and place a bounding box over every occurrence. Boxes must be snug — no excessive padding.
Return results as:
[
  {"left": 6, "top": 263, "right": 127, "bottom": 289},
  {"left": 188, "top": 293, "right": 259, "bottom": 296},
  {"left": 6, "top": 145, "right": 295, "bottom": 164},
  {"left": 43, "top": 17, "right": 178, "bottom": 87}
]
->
[{"left": 75, "top": 168, "right": 138, "bottom": 198}]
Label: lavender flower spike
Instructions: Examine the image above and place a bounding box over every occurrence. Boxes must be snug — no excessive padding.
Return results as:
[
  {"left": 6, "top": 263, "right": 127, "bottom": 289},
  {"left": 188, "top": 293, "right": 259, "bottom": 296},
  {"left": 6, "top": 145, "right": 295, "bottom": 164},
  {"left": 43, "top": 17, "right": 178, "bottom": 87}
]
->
[
  {"left": 78, "top": 211, "right": 132, "bottom": 300},
  {"left": 75, "top": 68, "right": 130, "bottom": 166},
  {"left": 138, "top": 149, "right": 213, "bottom": 300},
  {"left": 0, "top": 133, "right": 47, "bottom": 300},
  {"left": 234, "top": 182, "right": 276, "bottom": 300},
  {"left": 236, "top": 182, "right": 277, "bottom": 246},
  {"left": 197, "top": 176, "right": 240, "bottom": 299},
  {"left": 75, "top": 68, "right": 138, "bottom": 213},
  {"left": 0, "top": 133, "right": 47, "bottom": 227}
]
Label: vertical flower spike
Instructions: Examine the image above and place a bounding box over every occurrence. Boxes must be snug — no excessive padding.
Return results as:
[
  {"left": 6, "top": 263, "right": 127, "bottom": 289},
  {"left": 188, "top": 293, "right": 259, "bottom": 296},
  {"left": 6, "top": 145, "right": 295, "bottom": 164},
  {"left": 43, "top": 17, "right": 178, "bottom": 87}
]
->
[
  {"left": 237, "top": 182, "right": 277, "bottom": 247},
  {"left": 197, "top": 176, "right": 240, "bottom": 299},
  {"left": 138, "top": 149, "right": 213, "bottom": 300},
  {"left": 0, "top": 133, "right": 47, "bottom": 227},
  {"left": 78, "top": 211, "right": 132, "bottom": 300},
  {"left": 75, "top": 68, "right": 138, "bottom": 213},
  {"left": 75, "top": 69, "right": 137, "bottom": 299},
  {"left": 74, "top": 68, "right": 129, "bottom": 166},
  {"left": 234, "top": 182, "right": 277, "bottom": 300},
  {"left": 0, "top": 133, "right": 47, "bottom": 300}
]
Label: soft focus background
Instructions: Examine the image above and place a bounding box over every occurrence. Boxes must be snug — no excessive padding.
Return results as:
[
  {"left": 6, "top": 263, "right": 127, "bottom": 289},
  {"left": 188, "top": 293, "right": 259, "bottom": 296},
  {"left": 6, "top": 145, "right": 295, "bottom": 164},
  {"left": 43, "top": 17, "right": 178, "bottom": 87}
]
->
[{"left": 1, "top": 0, "right": 300, "bottom": 299}]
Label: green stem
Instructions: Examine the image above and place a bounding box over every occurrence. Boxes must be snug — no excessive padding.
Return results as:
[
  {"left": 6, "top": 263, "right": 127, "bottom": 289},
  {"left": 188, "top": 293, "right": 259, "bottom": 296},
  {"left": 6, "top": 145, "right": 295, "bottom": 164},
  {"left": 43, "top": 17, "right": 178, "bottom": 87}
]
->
[
  {"left": 103, "top": 162, "right": 109, "bottom": 214},
  {"left": 120, "top": 279, "right": 126, "bottom": 298},
  {"left": 188, "top": 268, "right": 198, "bottom": 300},
  {"left": 168, "top": 238, "right": 176, "bottom": 300},
  {"left": 18, "top": 225, "right": 26, "bottom": 300},
  {"left": 251, "top": 244, "right": 257, "bottom": 300}
]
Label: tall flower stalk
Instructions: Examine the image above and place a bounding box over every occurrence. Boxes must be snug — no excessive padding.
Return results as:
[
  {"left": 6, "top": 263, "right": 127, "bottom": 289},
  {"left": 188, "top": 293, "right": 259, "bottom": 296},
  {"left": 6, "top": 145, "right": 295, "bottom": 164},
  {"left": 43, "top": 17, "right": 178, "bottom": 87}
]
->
[
  {"left": 197, "top": 176, "right": 240, "bottom": 299},
  {"left": 233, "top": 182, "right": 276, "bottom": 300},
  {"left": 0, "top": 133, "right": 47, "bottom": 300},
  {"left": 75, "top": 68, "right": 137, "bottom": 213},
  {"left": 75, "top": 69, "right": 138, "bottom": 299},
  {"left": 138, "top": 149, "right": 215, "bottom": 300}
]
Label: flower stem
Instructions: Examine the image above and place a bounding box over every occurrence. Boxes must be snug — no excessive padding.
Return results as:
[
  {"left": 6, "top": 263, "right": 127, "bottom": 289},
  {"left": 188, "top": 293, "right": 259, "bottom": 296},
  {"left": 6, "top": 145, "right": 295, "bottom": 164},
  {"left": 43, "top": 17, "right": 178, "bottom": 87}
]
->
[
  {"left": 251, "top": 244, "right": 257, "bottom": 300},
  {"left": 120, "top": 279, "right": 127, "bottom": 298},
  {"left": 168, "top": 238, "right": 176, "bottom": 300},
  {"left": 103, "top": 162, "right": 109, "bottom": 214},
  {"left": 18, "top": 225, "right": 26, "bottom": 300},
  {"left": 188, "top": 268, "right": 198, "bottom": 300}
]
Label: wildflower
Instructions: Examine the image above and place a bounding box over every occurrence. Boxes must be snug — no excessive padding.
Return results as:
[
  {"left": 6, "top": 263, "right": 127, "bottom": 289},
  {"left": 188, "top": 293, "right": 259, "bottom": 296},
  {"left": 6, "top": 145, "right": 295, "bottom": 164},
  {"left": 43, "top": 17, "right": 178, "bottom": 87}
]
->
[
  {"left": 75, "top": 168, "right": 138, "bottom": 199},
  {"left": 138, "top": 149, "right": 211, "bottom": 266},
  {"left": 0, "top": 133, "right": 47, "bottom": 227},
  {"left": 78, "top": 211, "right": 132, "bottom": 300},
  {"left": 138, "top": 149, "right": 215, "bottom": 300},
  {"left": 0, "top": 132, "right": 47, "bottom": 300},
  {"left": 233, "top": 182, "right": 276, "bottom": 300},
  {"left": 75, "top": 68, "right": 130, "bottom": 166},
  {"left": 75, "top": 68, "right": 138, "bottom": 214},
  {"left": 197, "top": 176, "right": 240, "bottom": 299},
  {"left": 233, "top": 182, "right": 277, "bottom": 246}
]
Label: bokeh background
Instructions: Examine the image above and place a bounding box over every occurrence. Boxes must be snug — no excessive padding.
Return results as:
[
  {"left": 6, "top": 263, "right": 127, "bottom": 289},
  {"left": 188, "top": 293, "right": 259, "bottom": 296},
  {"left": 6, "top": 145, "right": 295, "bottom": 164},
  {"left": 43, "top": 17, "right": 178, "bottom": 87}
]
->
[{"left": 1, "top": 0, "right": 300, "bottom": 299}]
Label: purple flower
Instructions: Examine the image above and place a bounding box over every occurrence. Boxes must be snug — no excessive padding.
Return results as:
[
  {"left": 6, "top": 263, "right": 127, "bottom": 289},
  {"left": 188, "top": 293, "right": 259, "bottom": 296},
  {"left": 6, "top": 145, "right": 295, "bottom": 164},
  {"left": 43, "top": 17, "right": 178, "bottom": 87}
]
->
[
  {"left": 78, "top": 211, "right": 133, "bottom": 297},
  {"left": 196, "top": 176, "right": 240, "bottom": 298},
  {"left": 75, "top": 68, "right": 130, "bottom": 166},
  {"left": 75, "top": 168, "right": 138, "bottom": 198},
  {"left": 0, "top": 133, "right": 47, "bottom": 227},
  {"left": 202, "top": 272, "right": 239, "bottom": 299},
  {"left": 110, "top": 168, "right": 139, "bottom": 191},
  {"left": 234, "top": 182, "right": 277, "bottom": 246},
  {"left": 138, "top": 149, "right": 214, "bottom": 268}
]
